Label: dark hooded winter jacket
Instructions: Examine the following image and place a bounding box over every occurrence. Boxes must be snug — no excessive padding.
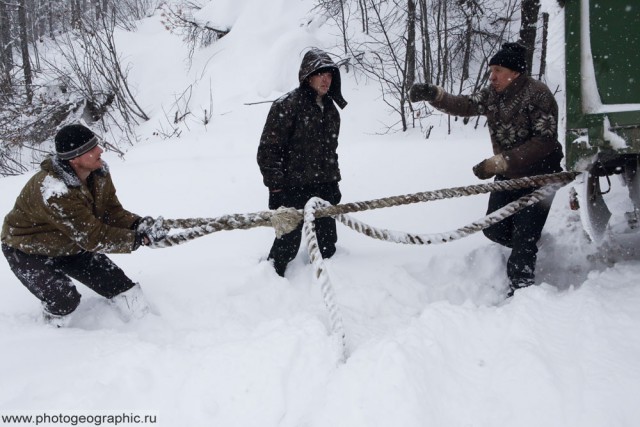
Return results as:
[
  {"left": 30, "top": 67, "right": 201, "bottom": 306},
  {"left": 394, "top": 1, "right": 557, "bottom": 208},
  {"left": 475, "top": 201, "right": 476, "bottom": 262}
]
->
[
  {"left": 430, "top": 74, "right": 563, "bottom": 178},
  {"left": 1, "top": 156, "right": 140, "bottom": 256},
  {"left": 257, "top": 49, "right": 347, "bottom": 190}
]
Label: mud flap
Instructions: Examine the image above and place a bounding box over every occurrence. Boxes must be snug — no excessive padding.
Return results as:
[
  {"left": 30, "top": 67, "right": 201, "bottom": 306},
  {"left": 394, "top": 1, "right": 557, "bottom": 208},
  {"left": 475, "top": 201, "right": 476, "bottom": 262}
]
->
[
  {"left": 623, "top": 156, "right": 640, "bottom": 228},
  {"left": 574, "top": 173, "right": 612, "bottom": 243}
]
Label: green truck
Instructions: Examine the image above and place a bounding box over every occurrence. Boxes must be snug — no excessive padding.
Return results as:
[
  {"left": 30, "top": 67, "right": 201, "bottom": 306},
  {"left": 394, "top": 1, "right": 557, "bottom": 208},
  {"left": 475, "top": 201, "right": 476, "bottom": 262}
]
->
[{"left": 564, "top": 0, "right": 640, "bottom": 241}]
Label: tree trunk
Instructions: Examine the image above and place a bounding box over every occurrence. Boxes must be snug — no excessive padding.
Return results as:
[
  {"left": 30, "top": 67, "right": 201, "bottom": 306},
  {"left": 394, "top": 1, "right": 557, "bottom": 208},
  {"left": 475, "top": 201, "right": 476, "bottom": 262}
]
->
[
  {"left": 0, "top": 0, "right": 13, "bottom": 96},
  {"left": 71, "top": 0, "right": 82, "bottom": 29},
  {"left": 405, "top": 0, "right": 416, "bottom": 89},
  {"left": 339, "top": 0, "right": 347, "bottom": 55},
  {"left": 441, "top": 0, "right": 449, "bottom": 90},
  {"left": 18, "top": 0, "right": 33, "bottom": 103},
  {"left": 538, "top": 12, "right": 549, "bottom": 78},
  {"left": 435, "top": 0, "right": 442, "bottom": 85},
  {"left": 358, "top": 0, "right": 368, "bottom": 33},
  {"left": 459, "top": 15, "right": 472, "bottom": 93},
  {"left": 48, "top": 0, "right": 55, "bottom": 38},
  {"left": 519, "top": 0, "right": 540, "bottom": 75},
  {"left": 418, "top": 0, "right": 432, "bottom": 83}
]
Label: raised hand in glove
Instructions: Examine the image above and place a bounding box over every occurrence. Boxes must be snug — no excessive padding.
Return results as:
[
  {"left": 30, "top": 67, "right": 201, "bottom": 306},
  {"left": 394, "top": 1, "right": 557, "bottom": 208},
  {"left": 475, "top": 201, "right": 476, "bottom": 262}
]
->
[
  {"left": 409, "top": 83, "right": 440, "bottom": 103},
  {"left": 472, "top": 154, "right": 507, "bottom": 180}
]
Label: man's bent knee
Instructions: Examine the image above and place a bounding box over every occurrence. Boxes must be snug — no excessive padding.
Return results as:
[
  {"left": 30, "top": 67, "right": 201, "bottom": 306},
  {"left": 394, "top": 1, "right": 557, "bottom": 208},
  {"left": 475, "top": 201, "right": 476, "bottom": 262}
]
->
[
  {"left": 42, "top": 282, "right": 82, "bottom": 316},
  {"left": 482, "top": 227, "right": 511, "bottom": 247}
]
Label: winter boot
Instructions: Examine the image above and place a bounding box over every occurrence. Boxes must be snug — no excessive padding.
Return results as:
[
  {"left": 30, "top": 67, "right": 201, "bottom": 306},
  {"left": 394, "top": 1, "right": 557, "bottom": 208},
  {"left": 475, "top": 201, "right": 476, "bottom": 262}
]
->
[
  {"left": 110, "top": 283, "right": 150, "bottom": 320},
  {"left": 267, "top": 257, "right": 287, "bottom": 277},
  {"left": 42, "top": 308, "right": 72, "bottom": 328},
  {"left": 506, "top": 278, "right": 535, "bottom": 298}
]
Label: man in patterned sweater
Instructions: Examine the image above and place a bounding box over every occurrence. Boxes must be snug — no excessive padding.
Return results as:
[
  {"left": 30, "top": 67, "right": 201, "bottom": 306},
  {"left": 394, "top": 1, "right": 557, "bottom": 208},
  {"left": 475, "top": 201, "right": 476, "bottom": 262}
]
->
[{"left": 409, "top": 42, "right": 564, "bottom": 297}]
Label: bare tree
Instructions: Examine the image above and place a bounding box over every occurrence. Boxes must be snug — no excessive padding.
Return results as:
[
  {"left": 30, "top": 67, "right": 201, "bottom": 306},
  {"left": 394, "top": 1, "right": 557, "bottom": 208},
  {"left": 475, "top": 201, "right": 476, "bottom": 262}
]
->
[
  {"left": 47, "top": 11, "right": 149, "bottom": 132},
  {"left": 160, "top": 2, "right": 228, "bottom": 64},
  {"left": 357, "top": 0, "right": 368, "bottom": 33},
  {"left": 326, "top": 0, "right": 520, "bottom": 133},
  {"left": 405, "top": 0, "right": 416, "bottom": 90},
  {"left": 417, "top": 0, "right": 432, "bottom": 83},
  {"left": 519, "top": 0, "right": 540, "bottom": 75},
  {"left": 313, "top": 0, "right": 351, "bottom": 55},
  {"left": 0, "top": 0, "right": 14, "bottom": 97},
  {"left": 538, "top": 11, "right": 549, "bottom": 78},
  {"left": 18, "top": 0, "right": 33, "bottom": 103},
  {"left": 1, "top": 0, "right": 160, "bottom": 176},
  {"left": 352, "top": 0, "right": 413, "bottom": 131}
]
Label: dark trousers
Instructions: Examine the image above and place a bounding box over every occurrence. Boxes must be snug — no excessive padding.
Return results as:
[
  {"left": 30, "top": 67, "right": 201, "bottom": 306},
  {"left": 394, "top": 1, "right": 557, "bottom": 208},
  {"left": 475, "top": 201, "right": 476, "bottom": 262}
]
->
[
  {"left": 482, "top": 179, "right": 555, "bottom": 286},
  {"left": 268, "top": 182, "right": 341, "bottom": 275},
  {"left": 2, "top": 244, "right": 136, "bottom": 316}
]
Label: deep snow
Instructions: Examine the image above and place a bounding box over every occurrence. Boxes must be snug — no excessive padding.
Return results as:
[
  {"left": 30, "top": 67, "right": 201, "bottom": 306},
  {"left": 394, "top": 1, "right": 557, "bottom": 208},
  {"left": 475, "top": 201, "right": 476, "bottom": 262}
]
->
[{"left": 1, "top": 0, "right": 639, "bottom": 426}]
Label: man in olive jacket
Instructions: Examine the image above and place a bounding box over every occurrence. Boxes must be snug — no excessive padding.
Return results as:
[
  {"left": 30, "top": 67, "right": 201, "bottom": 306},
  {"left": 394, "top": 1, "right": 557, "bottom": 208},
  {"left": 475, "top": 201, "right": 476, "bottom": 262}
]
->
[
  {"left": 257, "top": 48, "right": 347, "bottom": 276},
  {"left": 1, "top": 124, "right": 166, "bottom": 326},
  {"left": 409, "top": 42, "right": 563, "bottom": 297}
]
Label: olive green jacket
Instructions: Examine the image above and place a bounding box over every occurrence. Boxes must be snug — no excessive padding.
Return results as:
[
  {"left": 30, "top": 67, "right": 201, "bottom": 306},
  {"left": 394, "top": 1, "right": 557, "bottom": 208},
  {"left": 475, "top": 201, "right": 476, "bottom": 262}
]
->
[{"left": 1, "top": 157, "right": 139, "bottom": 256}]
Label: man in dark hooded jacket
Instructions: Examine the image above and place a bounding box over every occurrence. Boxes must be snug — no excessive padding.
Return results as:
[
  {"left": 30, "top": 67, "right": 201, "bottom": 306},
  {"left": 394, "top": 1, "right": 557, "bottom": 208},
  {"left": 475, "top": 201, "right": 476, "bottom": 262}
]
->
[
  {"left": 409, "top": 42, "right": 564, "bottom": 297},
  {"left": 1, "top": 124, "right": 167, "bottom": 326},
  {"left": 257, "top": 48, "right": 348, "bottom": 276}
]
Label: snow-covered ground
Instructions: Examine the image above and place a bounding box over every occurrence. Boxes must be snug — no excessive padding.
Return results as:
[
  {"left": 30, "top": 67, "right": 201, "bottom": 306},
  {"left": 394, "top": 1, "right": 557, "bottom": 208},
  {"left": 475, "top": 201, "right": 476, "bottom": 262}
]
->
[{"left": 1, "top": 0, "right": 639, "bottom": 426}]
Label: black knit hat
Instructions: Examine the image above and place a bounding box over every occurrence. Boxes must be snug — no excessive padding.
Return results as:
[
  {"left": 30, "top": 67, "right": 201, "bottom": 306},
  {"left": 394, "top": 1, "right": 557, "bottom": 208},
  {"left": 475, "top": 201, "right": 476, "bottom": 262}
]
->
[
  {"left": 55, "top": 124, "right": 99, "bottom": 160},
  {"left": 489, "top": 42, "right": 527, "bottom": 74}
]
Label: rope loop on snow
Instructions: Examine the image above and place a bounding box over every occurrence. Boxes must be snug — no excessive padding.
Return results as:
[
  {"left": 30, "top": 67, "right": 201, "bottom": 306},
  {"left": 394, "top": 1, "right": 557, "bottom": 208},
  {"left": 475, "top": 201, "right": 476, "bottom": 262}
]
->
[
  {"left": 302, "top": 197, "right": 348, "bottom": 362},
  {"left": 146, "top": 171, "right": 579, "bottom": 362}
]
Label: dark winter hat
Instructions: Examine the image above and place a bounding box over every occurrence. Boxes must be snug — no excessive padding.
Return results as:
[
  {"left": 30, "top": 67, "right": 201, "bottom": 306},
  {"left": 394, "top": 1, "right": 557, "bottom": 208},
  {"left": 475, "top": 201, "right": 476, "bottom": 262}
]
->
[
  {"left": 298, "top": 48, "right": 348, "bottom": 109},
  {"left": 55, "top": 124, "right": 99, "bottom": 160},
  {"left": 489, "top": 42, "right": 527, "bottom": 74}
]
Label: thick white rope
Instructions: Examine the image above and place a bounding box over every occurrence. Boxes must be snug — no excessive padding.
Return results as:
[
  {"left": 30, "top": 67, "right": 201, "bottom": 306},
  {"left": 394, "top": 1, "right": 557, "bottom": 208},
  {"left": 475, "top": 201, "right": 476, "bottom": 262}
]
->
[
  {"left": 299, "top": 183, "right": 560, "bottom": 362},
  {"left": 302, "top": 197, "right": 348, "bottom": 363},
  {"left": 334, "top": 184, "right": 561, "bottom": 245},
  {"left": 146, "top": 174, "right": 577, "bottom": 362},
  {"left": 149, "top": 172, "right": 579, "bottom": 249}
]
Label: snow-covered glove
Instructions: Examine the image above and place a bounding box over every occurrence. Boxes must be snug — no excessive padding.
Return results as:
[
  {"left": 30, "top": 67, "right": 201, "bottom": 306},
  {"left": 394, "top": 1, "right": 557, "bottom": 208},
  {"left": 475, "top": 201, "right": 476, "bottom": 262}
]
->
[
  {"left": 472, "top": 154, "right": 507, "bottom": 180},
  {"left": 409, "top": 83, "right": 440, "bottom": 102},
  {"left": 135, "top": 216, "right": 169, "bottom": 248},
  {"left": 145, "top": 216, "right": 169, "bottom": 243},
  {"left": 134, "top": 216, "right": 154, "bottom": 232}
]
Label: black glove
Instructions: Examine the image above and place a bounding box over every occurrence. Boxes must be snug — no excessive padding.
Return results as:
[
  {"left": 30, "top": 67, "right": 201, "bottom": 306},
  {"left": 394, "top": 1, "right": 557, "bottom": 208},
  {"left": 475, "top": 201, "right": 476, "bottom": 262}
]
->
[
  {"left": 133, "top": 232, "right": 146, "bottom": 251},
  {"left": 132, "top": 217, "right": 152, "bottom": 250},
  {"left": 409, "top": 83, "right": 439, "bottom": 102},
  {"left": 268, "top": 190, "right": 286, "bottom": 210},
  {"left": 472, "top": 154, "right": 507, "bottom": 180}
]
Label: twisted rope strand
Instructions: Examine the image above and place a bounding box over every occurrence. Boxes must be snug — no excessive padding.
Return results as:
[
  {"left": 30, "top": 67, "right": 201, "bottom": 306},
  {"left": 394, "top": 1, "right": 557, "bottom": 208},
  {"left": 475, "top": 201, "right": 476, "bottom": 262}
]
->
[
  {"left": 317, "top": 171, "right": 577, "bottom": 218},
  {"left": 149, "top": 172, "right": 578, "bottom": 248},
  {"left": 302, "top": 198, "right": 348, "bottom": 362},
  {"left": 335, "top": 184, "right": 561, "bottom": 245}
]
